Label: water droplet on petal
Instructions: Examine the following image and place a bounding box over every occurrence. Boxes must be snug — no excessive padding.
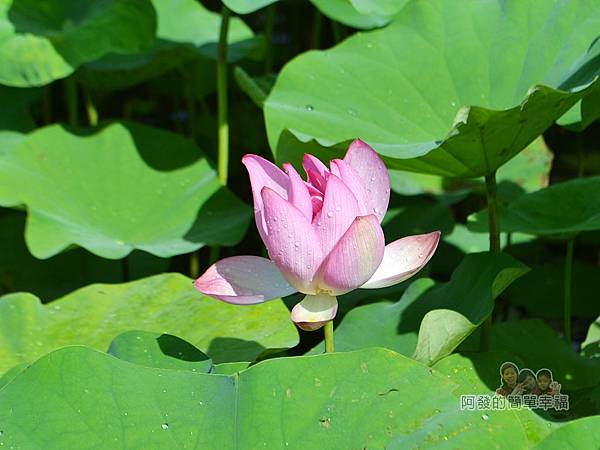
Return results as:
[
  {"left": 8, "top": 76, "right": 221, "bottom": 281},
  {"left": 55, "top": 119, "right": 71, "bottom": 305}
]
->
[
  {"left": 370, "top": 176, "right": 376, "bottom": 181},
  {"left": 373, "top": 207, "right": 380, "bottom": 214},
  {"left": 273, "top": 217, "right": 278, "bottom": 222},
  {"left": 307, "top": 265, "right": 311, "bottom": 269},
  {"left": 326, "top": 211, "right": 334, "bottom": 218},
  {"left": 288, "top": 233, "right": 293, "bottom": 238},
  {"left": 335, "top": 206, "right": 341, "bottom": 211}
]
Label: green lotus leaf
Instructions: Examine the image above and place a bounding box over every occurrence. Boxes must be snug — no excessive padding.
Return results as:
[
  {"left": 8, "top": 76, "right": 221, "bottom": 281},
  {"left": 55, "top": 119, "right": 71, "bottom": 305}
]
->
[
  {"left": 222, "top": 0, "right": 278, "bottom": 14},
  {"left": 265, "top": 0, "right": 600, "bottom": 178},
  {"left": 534, "top": 416, "right": 600, "bottom": 449},
  {"left": 0, "top": 121, "right": 252, "bottom": 259},
  {"left": 310, "top": 0, "right": 390, "bottom": 29},
  {"left": 310, "top": 252, "right": 528, "bottom": 364},
  {"left": 0, "top": 345, "right": 567, "bottom": 448},
  {"left": 467, "top": 176, "right": 600, "bottom": 236},
  {"left": 0, "top": 273, "right": 298, "bottom": 374},
  {"left": 0, "top": 0, "right": 156, "bottom": 87}
]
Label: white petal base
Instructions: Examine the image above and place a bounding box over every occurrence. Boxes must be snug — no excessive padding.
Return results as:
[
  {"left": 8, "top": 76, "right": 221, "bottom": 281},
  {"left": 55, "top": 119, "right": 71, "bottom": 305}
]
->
[{"left": 291, "top": 293, "right": 338, "bottom": 331}]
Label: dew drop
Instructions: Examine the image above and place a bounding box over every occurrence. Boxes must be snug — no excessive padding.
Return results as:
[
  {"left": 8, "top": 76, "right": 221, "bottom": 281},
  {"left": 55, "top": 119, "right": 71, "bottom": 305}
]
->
[
  {"left": 294, "top": 241, "right": 300, "bottom": 247},
  {"left": 307, "top": 250, "right": 313, "bottom": 255},
  {"left": 273, "top": 217, "right": 278, "bottom": 222},
  {"left": 347, "top": 108, "right": 357, "bottom": 117},
  {"left": 335, "top": 205, "right": 341, "bottom": 211},
  {"left": 370, "top": 176, "right": 376, "bottom": 182},
  {"left": 288, "top": 233, "right": 293, "bottom": 238},
  {"left": 326, "top": 211, "right": 334, "bottom": 218},
  {"left": 161, "top": 423, "right": 169, "bottom": 430},
  {"left": 307, "top": 265, "right": 311, "bottom": 270},
  {"left": 481, "top": 414, "right": 489, "bottom": 421},
  {"left": 373, "top": 207, "right": 380, "bottom": 214},
  {"left": 305, "top": 105, "right": 314, "bottom": 111},
  {"left": 317, "top": 220, "right": 322, "bottom": 226}
]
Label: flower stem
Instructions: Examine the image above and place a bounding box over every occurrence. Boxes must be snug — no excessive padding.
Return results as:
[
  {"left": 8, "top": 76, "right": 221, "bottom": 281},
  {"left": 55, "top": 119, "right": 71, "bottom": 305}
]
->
[
  {"left": 563, "top": 238, "right": 575, "bottom": 343},
  {"left": 480, "top": 170, "right": 500, "bottom": 352},
  {"left": 324, "top": 320, "right": 334, "bottom": 353},
  {"left": 217, "top": 6, "right": 230, "bottom": 186}
]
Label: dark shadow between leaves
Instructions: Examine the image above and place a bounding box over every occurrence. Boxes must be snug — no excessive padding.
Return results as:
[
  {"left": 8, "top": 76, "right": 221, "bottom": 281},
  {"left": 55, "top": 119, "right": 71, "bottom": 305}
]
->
[
  {"left": 156, "top": 333, "right": 210, "bottom": 362},
  {"left": 182, "top": 186, "right": 252, "bottom": 246},
  {"left": 206, "top": 337, "right": 266, "bottom": 364}
]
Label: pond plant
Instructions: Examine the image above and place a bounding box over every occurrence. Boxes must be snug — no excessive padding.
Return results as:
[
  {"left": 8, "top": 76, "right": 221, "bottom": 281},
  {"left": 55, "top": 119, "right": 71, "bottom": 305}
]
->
[{"left": 0, "top": 0, "right": 599, "bottom": 448}]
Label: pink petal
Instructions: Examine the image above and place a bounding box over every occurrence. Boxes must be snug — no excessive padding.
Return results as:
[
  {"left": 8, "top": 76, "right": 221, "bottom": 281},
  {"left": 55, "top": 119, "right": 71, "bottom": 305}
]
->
[
  {"left": 261, "top": 187, "right": 324, "bottom": 294},
  {"left": 343, "top": 139, "right": 390, "bottom": 222},
  {"left": 360, "top": 231, "right": 441, "bottom": 289},
  {"left": 303, "top": 154, "right": 329, "bottom": 192},
  {"left": 316, "top": 215, "right": 385, "bottom": 295},
  {"left": 242, "top": 154, "right": 289, "bottom": 242},
  {"left": 283, "top": 163, "right": 313, "bottom": 221},
  {"left": 291, "top": 293, "right": 338, "bottom": 331},
  {"left": 195, "top": 256, "right": 297, "bottom": 304},
  {"left": 330, "top": 159, "right": 369, "bottom": 215},
  {"left": 313, "top": 174, "right": 361, "bottom": 257}
]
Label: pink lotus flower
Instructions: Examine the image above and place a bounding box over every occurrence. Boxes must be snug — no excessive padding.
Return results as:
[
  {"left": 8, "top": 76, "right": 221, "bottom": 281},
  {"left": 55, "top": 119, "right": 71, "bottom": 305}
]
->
[{"left": 195, "top": 140, "right": 440, "bottom": 331}]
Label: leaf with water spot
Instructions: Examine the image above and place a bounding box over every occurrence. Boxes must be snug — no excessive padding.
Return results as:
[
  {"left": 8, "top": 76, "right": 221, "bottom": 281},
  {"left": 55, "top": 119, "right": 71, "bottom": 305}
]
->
[
  {"left": 0, "top": 345, "right": 567, "bottom": 448},
  {"left": 265, "top": 0, "right": 600, "bottom": 178}
]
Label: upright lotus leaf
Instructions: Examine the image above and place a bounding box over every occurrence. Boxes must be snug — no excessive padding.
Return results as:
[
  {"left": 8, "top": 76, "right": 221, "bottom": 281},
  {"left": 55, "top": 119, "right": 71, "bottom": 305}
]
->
[
  {"left": 107, "top": 330, "right": 213, "bottom": 373},
  {"left": 0, "top": 273, "right": 298, "bottom": 373},
  {"left": 0, "top": 346, "right": 565, "bottom": 448},
  {"left": 0, "top": 212, "right": 170, "bottom": 300},
  {"left": 460, "top": 319, "right": 600, "bottom": 391},
  {"left": 0, "top": 0, "right": 156, "bottom": 87},
  {"left": 309, "top": 252, "right": 527, "bottom": 358},
  {"left": 79, "top": 0, "right": 261, "bottom": 91},
  {"left": 557, "top": 38, "right": 600, "bottom": 130},
  {"left": 0, "top": 122, "right": 252, "bottom": 259},
  {"left": 265, "top": 0, "right": 600, "bottom": 177},
  {"left": 387, "top": 135, "right": 553, "bottom": 197},
  {"left": 468, "top": 176, "right": 600, "bottom": 236}
]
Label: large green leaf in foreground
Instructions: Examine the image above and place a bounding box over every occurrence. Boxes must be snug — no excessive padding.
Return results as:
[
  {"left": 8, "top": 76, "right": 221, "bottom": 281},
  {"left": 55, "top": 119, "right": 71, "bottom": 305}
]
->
[
  {"left": 0, "top": 273, "right": 298, "bottom": 373},
  {"left": 0, "top": 122, "right": 251, "bottom": 259},
  {"left": 0, "top": 0, "right": 156, "bottom": 86},
  {"left": 0, "top": 346, "right": 567, "bottom": 449},
  {"left": 265, "top": 0, "right": 600, "bottom": 177},
  {"left": 310, "top": 252, "right": 528, "bottom": 365},
  {"left": 468, "top": 176, "right": 600, "bottom": 236}
]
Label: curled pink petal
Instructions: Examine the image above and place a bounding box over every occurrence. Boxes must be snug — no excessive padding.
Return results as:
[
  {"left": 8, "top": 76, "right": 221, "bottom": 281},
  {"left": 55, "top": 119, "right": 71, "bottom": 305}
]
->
[
  {"left": 316, "top": 215, "right": 385, "bottom": 295},
  {"left": 195, "top": 256, "right": 297, "bottom": 304},
  {"left": 291, "top": 293, "right": 338, "bottom": 331},
  {"left": 283, "top": 163, "right": 313, "bottom": 221},
  {"left": 360, "top": 231, "right": 441, "bottom": 289},
  {"left": 261, "top": 187, "right": 324, "bottom": 294},
  {"left": 343, "top": 139, "right": 390, "bottom": 222},
  {"left": 313, "top": 174, "right": 361, "bottom": 257},
  {"left": 303, "top": 154, "right": 329, "bottom": 192},
  {"left": 242, "top": 154, "right": 289, "bottom": 242}
]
